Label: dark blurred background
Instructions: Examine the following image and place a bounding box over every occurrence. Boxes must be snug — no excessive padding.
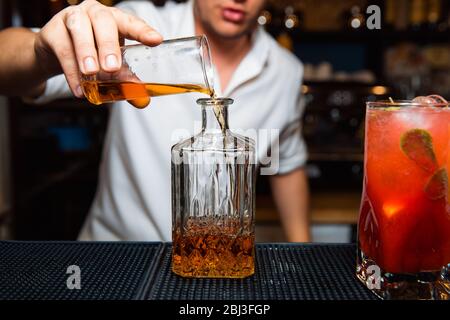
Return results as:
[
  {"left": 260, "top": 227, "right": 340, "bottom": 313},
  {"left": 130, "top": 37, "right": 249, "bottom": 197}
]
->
[{"left": 0, "top": 0, "right": 449, "bottom": 242}]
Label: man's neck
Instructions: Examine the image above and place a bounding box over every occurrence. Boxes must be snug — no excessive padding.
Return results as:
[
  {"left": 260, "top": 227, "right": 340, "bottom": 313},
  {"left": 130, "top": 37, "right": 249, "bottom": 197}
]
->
[
  {"left": 203, "top": 30, "right": 251, "bottom": 59},
  {"left": 195, "top": 20, "right": 253, "bottom": 92}
]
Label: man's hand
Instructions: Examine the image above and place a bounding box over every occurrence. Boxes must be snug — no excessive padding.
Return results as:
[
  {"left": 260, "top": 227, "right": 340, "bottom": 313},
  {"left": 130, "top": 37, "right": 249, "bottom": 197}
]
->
[
  {"left": 269, "top": 168, "right": 311, "bottom": 242},
  {"left": 33, "top": 0, "right": 162, "bottom": 98}
]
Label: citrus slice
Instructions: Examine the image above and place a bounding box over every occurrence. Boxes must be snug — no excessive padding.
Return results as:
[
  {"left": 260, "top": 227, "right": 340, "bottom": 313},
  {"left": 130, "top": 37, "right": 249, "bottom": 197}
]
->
[
  {"left": 412, "top": 95, "right": 448, "bottom": 107},
  {"left": 412, "top": 96, "right": 436, "bottom": 104},
  {"left": 400, "top": 129, "right": 438, "bottom": 172},
  {"left": 424, "top": 168, "right": 448, "bottom": 200},
  {"left": 426, "top": 95, "right": 448, "bottom": 105}
]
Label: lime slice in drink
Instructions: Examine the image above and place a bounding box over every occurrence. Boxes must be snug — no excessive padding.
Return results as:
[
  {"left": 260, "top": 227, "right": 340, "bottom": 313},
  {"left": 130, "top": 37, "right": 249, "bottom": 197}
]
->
[
  {"left": 424, "top": 168, "right": 448, "bottom": 200},
  {"left": 400, "top": 129, "right": 438, "bottom": 172}
]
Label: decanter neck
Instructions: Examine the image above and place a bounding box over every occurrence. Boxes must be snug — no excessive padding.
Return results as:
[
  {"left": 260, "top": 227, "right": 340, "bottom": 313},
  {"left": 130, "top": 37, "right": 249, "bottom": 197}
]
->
[
  {"left": 197, "top": 98, "right": 233, "bottom": 133},
  {"left": 202, "top": 105, "right": 228, "bottom": 132}
]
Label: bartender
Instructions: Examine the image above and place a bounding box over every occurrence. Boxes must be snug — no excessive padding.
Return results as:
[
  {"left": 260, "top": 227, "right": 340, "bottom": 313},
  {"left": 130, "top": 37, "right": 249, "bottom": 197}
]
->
[{"left": 0, "top": 0, "right": 310, "bottom": 242}]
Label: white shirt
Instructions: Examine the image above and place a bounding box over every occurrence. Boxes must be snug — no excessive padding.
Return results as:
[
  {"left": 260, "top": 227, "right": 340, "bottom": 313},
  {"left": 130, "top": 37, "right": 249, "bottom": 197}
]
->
[{"left": 37, "top": 0, "right": 307, "bottom": 241}]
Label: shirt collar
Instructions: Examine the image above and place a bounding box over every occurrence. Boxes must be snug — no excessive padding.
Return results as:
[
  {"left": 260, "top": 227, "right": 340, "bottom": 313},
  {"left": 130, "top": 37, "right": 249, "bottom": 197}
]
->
[{"left": 223, "top": 26, "right": 270, "bottom": 96}]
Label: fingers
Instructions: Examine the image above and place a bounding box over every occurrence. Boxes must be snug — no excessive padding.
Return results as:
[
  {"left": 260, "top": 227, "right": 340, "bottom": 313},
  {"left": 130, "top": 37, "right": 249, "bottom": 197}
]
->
[
  {"left": 46, "top": 19, "right": 83, "bottom": 97},
  {"left": 40, "top": 0, "right": 162, "bottom": 102},
  {"left": 110, "top": 8, "right": 163, "bottom": 46},
  {"left": 63, "top": 7, "right": 99, "bottom": 75},
  {"left": 62, "top": 2, "right": 162, "bottom": 76},
  {"left": 87, "top": 6, "right": 122, "bottom": 72}
]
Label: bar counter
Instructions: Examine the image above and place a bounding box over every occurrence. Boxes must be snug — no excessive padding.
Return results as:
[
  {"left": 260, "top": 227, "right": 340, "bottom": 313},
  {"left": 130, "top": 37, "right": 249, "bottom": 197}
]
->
[{"left": 0, "top": 241, "right": 377, "bottom": 300}]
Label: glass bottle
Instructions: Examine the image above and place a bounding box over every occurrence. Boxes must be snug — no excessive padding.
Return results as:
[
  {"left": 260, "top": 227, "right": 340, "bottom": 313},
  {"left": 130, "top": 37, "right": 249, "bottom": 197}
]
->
[
  {"left": 171, "top": 98, "right": 256, "bottom": 278},
  {"left": 80, "top": 36, "right": 214, "bottom": 107}
]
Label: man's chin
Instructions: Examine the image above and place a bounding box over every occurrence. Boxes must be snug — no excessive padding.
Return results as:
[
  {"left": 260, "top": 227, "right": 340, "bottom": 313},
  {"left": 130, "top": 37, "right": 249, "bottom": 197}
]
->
[{"left": 213, "top": 26, "right": 252, "bottom": 40}]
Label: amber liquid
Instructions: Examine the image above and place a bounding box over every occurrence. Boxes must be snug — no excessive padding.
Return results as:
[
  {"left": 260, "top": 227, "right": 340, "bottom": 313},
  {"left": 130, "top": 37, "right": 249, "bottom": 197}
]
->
[
  {"left": 81, "top": 80, "right": 213, "bottom": 107},
  {"left": 172, "top": 218, "right": 255, "bottom": 278}
]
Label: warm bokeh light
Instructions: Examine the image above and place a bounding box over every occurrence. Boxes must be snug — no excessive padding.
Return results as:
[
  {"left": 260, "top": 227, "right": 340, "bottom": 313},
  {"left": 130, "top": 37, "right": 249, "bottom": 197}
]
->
[{"left": 371, "top": 86, "right": 388, "bottom": 95}]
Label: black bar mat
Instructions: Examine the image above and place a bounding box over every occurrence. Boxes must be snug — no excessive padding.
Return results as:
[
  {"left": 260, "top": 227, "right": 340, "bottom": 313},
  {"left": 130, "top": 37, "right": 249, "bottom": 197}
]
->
[
  {"left": 0, "top": 241, "right": 164, "bottom": 300},
  {"left": 0, "top": 242, "right": 377, "bottom": 300},
  {"left": 145, "top": 243, "right": 377, "bottom": 300}
]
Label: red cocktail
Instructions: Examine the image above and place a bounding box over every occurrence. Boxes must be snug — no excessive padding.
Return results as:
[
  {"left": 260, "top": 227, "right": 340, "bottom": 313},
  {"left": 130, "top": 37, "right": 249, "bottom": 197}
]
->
[{"left": 357, "top": 98, "right": 450, "bottom": 300}]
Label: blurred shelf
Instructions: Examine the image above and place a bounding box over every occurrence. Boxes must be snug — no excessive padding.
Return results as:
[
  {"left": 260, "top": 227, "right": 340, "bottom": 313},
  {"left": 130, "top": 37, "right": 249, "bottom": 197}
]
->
[
  {"left": 256, "top": 191, "right": 360, "bottom": 225},
  {"left": 308, "top": 152, "right": 364, "bottom": 162},
  {"left": 0, "top": 206, "right": 10, "bottom": 221},
  {"left": 304, "top": 80, "right": 379, "bottom": 86},
  {"left": 21, "top": 161, "right": 89, "bottom": 202},
  {"left": 9, "top": 94, "right": 109, "bottom": 240},
  {"left": 21, "top": 98, "right": 109, "bottom": 112},
  {"left": 268, "top": 27, "right": 450, "bottom": 43}
]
